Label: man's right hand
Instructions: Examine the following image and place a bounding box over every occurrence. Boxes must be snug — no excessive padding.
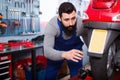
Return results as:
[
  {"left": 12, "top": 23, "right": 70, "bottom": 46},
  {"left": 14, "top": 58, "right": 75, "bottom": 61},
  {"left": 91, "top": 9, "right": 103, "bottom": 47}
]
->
[{"left": 61, "top": 49, "right": 83, "bottom": 62}]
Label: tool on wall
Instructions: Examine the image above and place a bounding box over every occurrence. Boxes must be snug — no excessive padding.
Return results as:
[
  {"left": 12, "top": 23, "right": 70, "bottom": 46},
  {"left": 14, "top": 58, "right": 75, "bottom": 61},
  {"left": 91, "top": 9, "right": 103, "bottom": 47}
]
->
[
  {"left": 26, "top": 0, "right": 30, "bottom": 15},
  {"left": 0, "top": 21, "right": 7, "bottom": 34},
  {"left": 10, "top": 9, "right": 14, "bottom": 19},
  {"left": 31, "top": 15, "right": 35, "bottom": 33},
  {"left": 0, "top": 0, "right": 2, "bottom": 10},
  {"left": 14, "top": 1, "right": 21, "bottom": 27},
  {"left": 7, "top": 0, "right": 12, "bottom": 5},
  {"left": 12, "top": 10, "right": 20, "bottom": 27},
  {"left": 0, "top": 13, "right": 3, "bottom": 20},
  {"left": 6, "top": 6, "right": 9, "bottom": 19},
  {"left": 22, "top": 12, "right": 28, "bottom": 34},
  {"left": 30, "top": 0, "right": 33, "bottom": 13},
  {"left": 0, "top": 13, "right": 7, "bottom": 35},
  {"left": 21, "top": 2, "right": 25, "bottom": 9},
  {"left": 15, "top": 1, "right": 20, "bottom": 8}
]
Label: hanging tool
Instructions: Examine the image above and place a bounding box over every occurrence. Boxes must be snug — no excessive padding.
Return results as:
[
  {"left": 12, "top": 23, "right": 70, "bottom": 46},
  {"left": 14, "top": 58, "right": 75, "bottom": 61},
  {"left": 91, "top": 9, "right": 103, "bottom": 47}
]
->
[
  {"left": 0, "top": 0, "right": 3, "bottom": 10},
  {"left": 9, "top": 9, "right": 15, "bottom": 33},
  {"left": 15, "top": 1, "right": 20, "bottom": 8},
  {"left": 30, "top": 0, "right": 33, "bottom": 13},
  {"left": 0, "top": 22, "right": 7, "bottom": 34},
  {"left": 0, "top": 13, "right": 3, "bottom": 20},
  {"left": 21, "top": 12, "right": 28, "bottom": 34},
  {"left": 21, "top": 2, "right": 25, "bottom": 8},
  {"left": 10, "top": 9, "right": 13, "bottom": 19},
  {"left": 11, "top": 9, "right": 14, "bottom": 19},
  {"left": 13, "top": 10, "right": 20, "bottom": 27},
  {"left": 7, "top": 0, "right": 12, "bottom": 4},
  {"left": 22, "top": 17, "right": 28, "bottom": 34},
  {"left": 26, "top": 0, "right": 30, "bottom": 15},
  {"left": 6, "top": 6, "right": 8, "bottom": 19},
  {"left": 31, "top": 16, "right": 35, "bottom": 33}
]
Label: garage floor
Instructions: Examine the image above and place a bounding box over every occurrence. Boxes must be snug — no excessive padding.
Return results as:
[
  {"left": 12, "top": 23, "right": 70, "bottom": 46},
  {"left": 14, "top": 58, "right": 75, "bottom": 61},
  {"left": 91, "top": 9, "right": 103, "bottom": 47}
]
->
[
  {"left": 60, "top": 69, "right": 120, "bottom": 80},
  {"left": 60, "top": 64, "right": 91, "bottom": 80}
]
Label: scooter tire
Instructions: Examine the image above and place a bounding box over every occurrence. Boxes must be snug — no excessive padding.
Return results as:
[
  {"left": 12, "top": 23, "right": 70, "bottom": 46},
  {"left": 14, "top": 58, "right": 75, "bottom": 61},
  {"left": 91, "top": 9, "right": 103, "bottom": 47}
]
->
[{"left": 90, "top": 52, "right": 108, "bottom": 80}]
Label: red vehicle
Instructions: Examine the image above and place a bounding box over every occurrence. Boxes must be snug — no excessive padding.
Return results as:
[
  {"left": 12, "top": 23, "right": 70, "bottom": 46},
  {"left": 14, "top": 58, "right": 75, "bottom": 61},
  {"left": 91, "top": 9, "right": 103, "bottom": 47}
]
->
[{"left": 82, "top": 0, "right": 120, "bottom": 80}]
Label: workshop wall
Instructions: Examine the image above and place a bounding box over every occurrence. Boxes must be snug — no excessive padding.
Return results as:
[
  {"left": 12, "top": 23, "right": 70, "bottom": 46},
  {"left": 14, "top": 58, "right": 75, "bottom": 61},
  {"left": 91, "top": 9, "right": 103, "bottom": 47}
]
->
[
  {"left": 0, "top": 0, "right": 41, "bottom": 37},
  {"left": 39, "top": 0, "right": 70, "bottom": 34},
  {"left": 68, "top": 0, "right": 90, "bottom": 17}
]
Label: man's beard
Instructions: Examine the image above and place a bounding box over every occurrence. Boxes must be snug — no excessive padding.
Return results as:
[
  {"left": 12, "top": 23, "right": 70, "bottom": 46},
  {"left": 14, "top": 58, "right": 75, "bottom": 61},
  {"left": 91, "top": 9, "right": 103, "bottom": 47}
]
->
[{"left": 61, "top": 22, "right": 76, "bottom": 36}]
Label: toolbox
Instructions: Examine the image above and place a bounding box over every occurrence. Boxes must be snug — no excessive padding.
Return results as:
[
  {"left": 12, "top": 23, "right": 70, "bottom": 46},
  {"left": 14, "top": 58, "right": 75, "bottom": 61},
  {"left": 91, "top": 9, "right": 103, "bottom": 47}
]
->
[{"left": 0, "top": 54, "right": 12, "bottom": 80}]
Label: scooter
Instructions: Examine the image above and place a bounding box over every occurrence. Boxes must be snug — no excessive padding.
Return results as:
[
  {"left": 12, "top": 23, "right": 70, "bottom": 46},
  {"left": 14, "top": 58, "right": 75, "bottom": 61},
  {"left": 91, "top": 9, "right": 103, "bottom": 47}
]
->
[{"left": 82, "top": 0, "right": 120, "bottom": 80}]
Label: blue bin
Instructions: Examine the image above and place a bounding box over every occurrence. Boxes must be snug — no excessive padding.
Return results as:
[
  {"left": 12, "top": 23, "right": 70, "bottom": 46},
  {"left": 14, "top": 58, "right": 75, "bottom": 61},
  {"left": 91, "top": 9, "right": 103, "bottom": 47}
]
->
[
  {"left": 25, "top": 65, "right": 45, "bottom": 80},
  {"left": 37, "top": 69, "right": 46, "bottom": 80}
]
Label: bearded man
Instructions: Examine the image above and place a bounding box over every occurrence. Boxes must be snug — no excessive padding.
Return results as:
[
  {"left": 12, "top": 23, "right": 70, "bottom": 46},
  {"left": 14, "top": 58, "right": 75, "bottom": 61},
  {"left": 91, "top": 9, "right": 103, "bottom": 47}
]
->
[{"left": 44, "top": 2, "right": 84, "bottom": 80}]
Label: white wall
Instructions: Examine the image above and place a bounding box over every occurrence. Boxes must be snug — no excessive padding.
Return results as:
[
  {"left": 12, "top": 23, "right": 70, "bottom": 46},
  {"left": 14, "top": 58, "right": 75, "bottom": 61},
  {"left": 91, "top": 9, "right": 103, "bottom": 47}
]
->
[
  {"left": 40, "top": 0, "right": 68, "bottom": 34},
  {"left": 40, "top": 0, "right": 58, "bottom": 22},
  {"left": 40, "top": 0, "right": 58, "bottom": 34}
]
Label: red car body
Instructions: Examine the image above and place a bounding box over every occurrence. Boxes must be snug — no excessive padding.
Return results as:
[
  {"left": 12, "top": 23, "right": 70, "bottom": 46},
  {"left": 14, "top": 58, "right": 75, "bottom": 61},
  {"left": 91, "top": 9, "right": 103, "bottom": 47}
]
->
[
  {"left": 82, "top": 0, "right": 120, "bottom": 54},
  {"left": 83, "top": 0, "right": 120, "bottom": 23}
]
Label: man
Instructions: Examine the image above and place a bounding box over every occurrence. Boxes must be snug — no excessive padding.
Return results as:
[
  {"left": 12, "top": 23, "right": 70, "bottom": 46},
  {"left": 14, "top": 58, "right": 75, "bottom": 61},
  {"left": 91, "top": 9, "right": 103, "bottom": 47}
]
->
[{"left": 44, "top": 2, "right": 84, "bottom": 80}]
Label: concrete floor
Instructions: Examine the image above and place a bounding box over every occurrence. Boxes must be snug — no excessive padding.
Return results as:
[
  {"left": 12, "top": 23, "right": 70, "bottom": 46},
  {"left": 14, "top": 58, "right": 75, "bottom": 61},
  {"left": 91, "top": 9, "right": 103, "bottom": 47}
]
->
[{"left": 60, "top": 64, "right": 91, "bottom": 80}]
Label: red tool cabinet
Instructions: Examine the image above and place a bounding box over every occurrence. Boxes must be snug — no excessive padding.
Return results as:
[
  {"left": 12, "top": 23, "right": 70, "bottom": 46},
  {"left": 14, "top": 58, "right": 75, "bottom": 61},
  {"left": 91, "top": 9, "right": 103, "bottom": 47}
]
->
[{"left": 0, "top": 54, "right": 12, "bottom": 80}]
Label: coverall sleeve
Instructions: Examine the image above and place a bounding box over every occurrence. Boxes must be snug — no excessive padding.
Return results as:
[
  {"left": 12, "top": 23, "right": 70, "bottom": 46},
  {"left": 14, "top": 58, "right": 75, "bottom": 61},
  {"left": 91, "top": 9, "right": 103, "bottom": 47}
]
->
[{"left": 43, "top": 18, "right": 64, "bottom": 61}]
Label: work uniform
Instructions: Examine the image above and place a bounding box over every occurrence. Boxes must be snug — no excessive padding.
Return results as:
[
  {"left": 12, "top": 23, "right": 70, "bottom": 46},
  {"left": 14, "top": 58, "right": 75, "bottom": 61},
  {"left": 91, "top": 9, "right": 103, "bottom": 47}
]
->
[{"left": 45, "top": 18, "right": 84, "bottom": 80}]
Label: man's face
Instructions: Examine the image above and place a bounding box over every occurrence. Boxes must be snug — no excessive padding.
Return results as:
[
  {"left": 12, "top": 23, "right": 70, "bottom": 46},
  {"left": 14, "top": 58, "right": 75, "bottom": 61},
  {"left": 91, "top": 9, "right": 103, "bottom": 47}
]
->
[{"left": 59, "top": 11, "right": 77, "bottom": 36}]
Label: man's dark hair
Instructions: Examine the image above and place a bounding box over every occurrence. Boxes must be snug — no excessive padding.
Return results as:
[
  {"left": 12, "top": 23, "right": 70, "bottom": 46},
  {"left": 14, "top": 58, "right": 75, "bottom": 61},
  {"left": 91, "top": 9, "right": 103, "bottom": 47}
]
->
[{"left": 58, "top": 2, "right": 76, "bottom": 17}]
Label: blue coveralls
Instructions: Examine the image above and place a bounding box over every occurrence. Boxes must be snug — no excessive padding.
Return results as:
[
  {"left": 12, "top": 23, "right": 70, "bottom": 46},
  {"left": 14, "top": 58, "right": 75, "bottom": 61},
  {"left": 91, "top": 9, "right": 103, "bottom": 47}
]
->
[{"left": 45, "top": 19, "right": 84, "bottom": 80}]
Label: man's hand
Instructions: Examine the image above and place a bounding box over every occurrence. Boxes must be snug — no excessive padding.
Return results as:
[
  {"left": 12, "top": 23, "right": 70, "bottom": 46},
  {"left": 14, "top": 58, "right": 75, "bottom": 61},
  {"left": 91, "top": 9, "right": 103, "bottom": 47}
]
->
[{"left": 61, "top": 49, "right": 83, "bottom": 62}]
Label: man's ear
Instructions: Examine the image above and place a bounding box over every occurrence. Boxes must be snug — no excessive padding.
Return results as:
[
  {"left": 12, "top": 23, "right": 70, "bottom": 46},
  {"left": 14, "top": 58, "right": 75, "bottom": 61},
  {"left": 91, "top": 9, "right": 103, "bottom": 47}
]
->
[{"left": 58, "top": 16, "right": 61, "bottom": 21}]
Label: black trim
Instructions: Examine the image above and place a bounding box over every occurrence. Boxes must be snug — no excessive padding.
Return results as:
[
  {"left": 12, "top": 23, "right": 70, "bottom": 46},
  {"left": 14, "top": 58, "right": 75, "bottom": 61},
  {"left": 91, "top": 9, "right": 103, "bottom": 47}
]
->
[
  {"left": 88, "top": 52, "right": 103, "bottom": 58},
  {"left": 83, "top": 21, "right": 120, "bottom": 31}
]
